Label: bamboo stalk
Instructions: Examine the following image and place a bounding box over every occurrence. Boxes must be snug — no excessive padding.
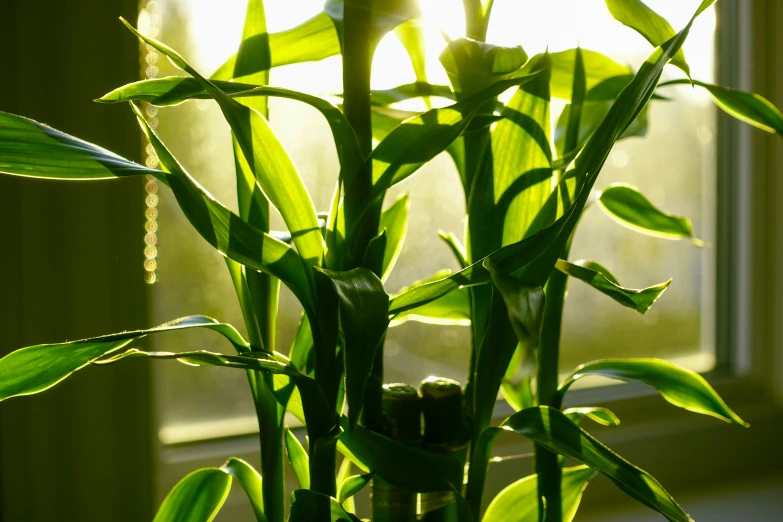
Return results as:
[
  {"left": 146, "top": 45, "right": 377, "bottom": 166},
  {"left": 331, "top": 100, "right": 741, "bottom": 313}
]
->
[
  {"left": 372, "top": 383, "right": 421, "bottom": 522},
  {"left": 420, "top": 377, "right": 468, "bottom": 522}
]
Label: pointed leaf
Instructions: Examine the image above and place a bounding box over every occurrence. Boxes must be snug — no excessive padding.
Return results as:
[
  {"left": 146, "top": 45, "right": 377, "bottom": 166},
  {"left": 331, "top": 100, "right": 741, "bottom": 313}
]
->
[
  {"left": 389, "top": 271, "right": 471, "bottom": 326},
  {"left": 560, "top": 359, "right": 748, "bottom": 426},
  {"left": 501, "top": 406, "right": 693, "bottom": 522},
  {"left": 597, "top": 183, "right": 703, "bottom": 244},
  {"left": 604, "top": 0, "right": 690, "bottom": 74},
  {"left": 555, "top": 259, "right": 670, "bottom": 313},
  {"left": 379, "top": 194, "right": 410, "bottom": 282},
  {"left": 0, "top": 111, "right": 158, "bottom": 180},
  {"left": 482, "top": 466, "right": 596, "bottom": 522},
  {"left": 0, "top": 316, "right": 247, "bottom": 402},
  {"left": 564, "top": 407, "right": 621, "bottom": 427},
  {"left": 153, "top": 468, "right": 232, "bottom": 522},
  {"left": 337, "top": 473, "right": 373, "bottom": 503},
  {"left": 285, "top": 428, "right": 311, "bottom": 489},
  {"left": 314, "top": 268, "right": 390, "bottom": 428},
  {"left": 211, "top": 11, "right": 340, "bottom": 81},
  {"left": 221, "top": 458, "right": 267, "bottom": 522},
  {"left": 660, "top": 78, "right": 783, "bottom": 135},
  {"left": 438, "top": 231, "right": 468, "bottom": 268}
]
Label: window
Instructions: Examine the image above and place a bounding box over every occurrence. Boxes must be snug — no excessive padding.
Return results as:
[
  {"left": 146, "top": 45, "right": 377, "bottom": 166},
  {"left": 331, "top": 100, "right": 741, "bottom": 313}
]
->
[{"left": 141, "top": 0, "right": 718, "bottom": 444}]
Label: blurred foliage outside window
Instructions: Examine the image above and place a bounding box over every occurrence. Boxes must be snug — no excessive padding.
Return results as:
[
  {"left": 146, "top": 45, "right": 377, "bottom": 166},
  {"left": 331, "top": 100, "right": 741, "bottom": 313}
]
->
[{"left": 143, "top": 0, "right": 718, "bottom": 443}]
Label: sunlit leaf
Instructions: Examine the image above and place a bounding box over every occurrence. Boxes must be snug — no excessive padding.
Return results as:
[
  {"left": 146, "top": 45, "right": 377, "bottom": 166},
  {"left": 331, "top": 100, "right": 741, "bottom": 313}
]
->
[
  {"left": 554, "top": 259, "right": 670, "bottom": 313},
  {"left": 597, "top": 183, "right": 703, "bottom": 244},
  {"left": 482, "top": 466, "right": 596, "bottom": 522},
  {"left": 0, "top": 316, "right": 247, "bottom": 402},
  {"left": 222, "top": 458, "right": 267, "bottom": 522},
  {"left": 389, "top": 271, "right": 471, "bottom": 326},
  {"left": 370, "top": 82, "right": 455, "bottom": 106},
  {"left": 560, "top": 359, "right": 748, "bottom": 426},
  {"left": 211, "top": 11, "right": 340, "bottom": 81},
  {"left": 548, "top": 48, "right": 631, "bottom": 100},
  {"left": 564, "top": 407, "right": 621, "bottom": 427},
  {"left": 154, "top": 468, "right": 232, "bottom": 522},
  {"left": 438, "top": 231, "right": 468, "bottom": 268},
  {"left": 468, "top": 52, "right": 552, "bottom": 263},
  {"left": 604, "top": 0, "right": 690, "bottom": 74},
  {"left": 337, "top": 472, "right": 373, "bottom": 503},
  {"left": 0, "top": 111, "right": 158, "bottom": 180},
  {"left": 660, "top": 78, "right": 783, "bottom": 135},
  {"left": 379, "top": 194, "right": 410, "bottom": 282},
  {"left": 286, "top": 428, "right": 311, "bottom": 489}
]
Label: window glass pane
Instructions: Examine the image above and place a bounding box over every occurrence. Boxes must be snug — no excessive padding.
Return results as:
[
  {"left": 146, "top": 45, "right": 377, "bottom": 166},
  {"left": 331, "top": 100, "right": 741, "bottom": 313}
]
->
[{"left": 145, "top": 0, "right": 717, "bottom": 442}]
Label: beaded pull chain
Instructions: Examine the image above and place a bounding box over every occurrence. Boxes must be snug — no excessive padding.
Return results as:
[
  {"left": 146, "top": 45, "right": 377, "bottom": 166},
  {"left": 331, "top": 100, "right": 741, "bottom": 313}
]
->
[{"left": 139, "top": 0, "right": 161, "bottom": 284}]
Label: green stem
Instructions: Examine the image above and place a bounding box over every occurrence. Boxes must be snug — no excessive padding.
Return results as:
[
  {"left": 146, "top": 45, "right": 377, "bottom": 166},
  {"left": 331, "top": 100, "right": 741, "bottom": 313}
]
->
[{"left": 535, "top": 266, "right": 569, "bottom": 522}]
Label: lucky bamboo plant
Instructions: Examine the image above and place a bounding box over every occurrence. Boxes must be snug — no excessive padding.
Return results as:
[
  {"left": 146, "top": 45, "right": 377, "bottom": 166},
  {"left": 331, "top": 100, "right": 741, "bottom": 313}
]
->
[{"left": 1, "top": 0, "right": 781, "bottom": 521}]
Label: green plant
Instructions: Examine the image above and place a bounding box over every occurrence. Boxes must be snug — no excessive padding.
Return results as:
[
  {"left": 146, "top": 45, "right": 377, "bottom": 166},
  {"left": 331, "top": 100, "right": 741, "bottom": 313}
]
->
[{"left": 0, "top": 0, "right": 781, "bottom": 521}]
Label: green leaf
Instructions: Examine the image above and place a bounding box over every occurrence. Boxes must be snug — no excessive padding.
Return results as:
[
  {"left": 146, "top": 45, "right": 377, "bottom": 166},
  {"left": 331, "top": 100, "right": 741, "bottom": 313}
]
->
[
  {"left": 501, "top": 406, "right": 693, "bottom": 522},
  {"left": 324, "top": 0, "right": 421, "bottom": 43},
  {"left": 0, "top": 316, "right": 247, "bottom": 402},
  {"left": 438, "top": 231, "right": 468, "bottom": 268},
  {"left": 564, "top": 407, "right": 621, "bottom": 427},
  {"left": 389, "top": 271, "right": 471, "bottom": 326},
  {"left": 560, "top": 359, "right": 748, "bottom": 426},
  {"left": 395, "top": 19, "right": 429, "bottom": 85},
  {"left": 153, "top": 468, "right": 232, "bottom": 522},
  {"left": 555, "top": 100, "right": 649, "bottom": 159},
  {"left": 0, "top": 110, "right": 158, "bottom": 180},
  {"left": 554, "top": 259, "right": 671, "bottom": 314},
  {"left": 131, "top": 104, "right": 314, "bottom": 312},
  {"left": 221, "top": 458, "right": 267, "bottom": 522},
  {"left": 548, "top": 49, "right": 631, "bottom": 100},
  {"left": 314, "top": 268, "right": 389, "bottom": 429},
  {"left": 482, "top": 466, "right": 596, "bottom": 522},
  {"left": 468, "top": 52, "right": 552, "bottom": 263},
  {"left": 211, "top": 11, "right": 341, "bottom": 81},
  {"left": 597, "top": 183, "right": 703, "bottom": 244},
  {"left": 339, "top": 418, "right": 462, "bottom": 492},
  {"left": 659, "top": 78, "right": 783, "bottom": 135},
  {"left": 337, "top": 472, "right": 373, "bottom": 503},
  {"left": 122, "top": 18, "right": 324, "bottom": 270},
  {"left": 604, "top": 0, "right": 690, "bottom": 75},
  {"left": 379, "top": 194, "right": 410, "bottom": 282},
  {"left": 285, "top": 428, "right": 311, "bottom": 489},
  {"left": 440, "top": 38, "right": 528, "bottom": 98},
  {"left": 289, "top": 489, "right": 359, "bottom": 522}
]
